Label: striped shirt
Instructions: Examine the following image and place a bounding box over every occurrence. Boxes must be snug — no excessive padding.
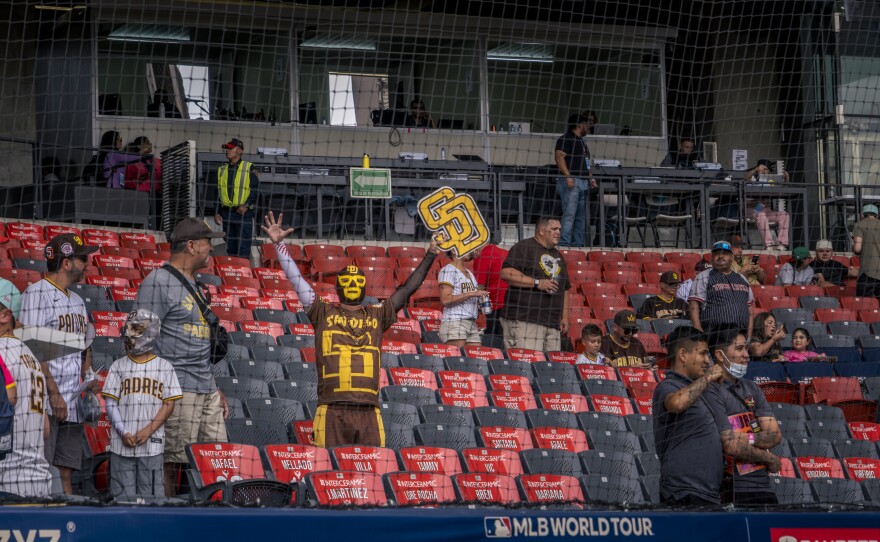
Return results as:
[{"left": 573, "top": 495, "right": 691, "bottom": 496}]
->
[
  {"left": 438, "top": 264, "right": 479, "bottom": 321},
  {"left": 688, "top": 269, "right": 754, "bottom": 329}
]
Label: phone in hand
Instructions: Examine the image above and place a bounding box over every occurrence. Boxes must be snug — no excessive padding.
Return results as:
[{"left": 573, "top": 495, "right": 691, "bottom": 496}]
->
[{"left": 750, "top": 255, "right": 759, "bottom": 265}]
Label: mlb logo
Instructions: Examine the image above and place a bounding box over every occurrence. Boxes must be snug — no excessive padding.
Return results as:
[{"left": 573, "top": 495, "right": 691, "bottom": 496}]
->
[{"left": 485, "top": 517, "right": 512, "bottom": 538}]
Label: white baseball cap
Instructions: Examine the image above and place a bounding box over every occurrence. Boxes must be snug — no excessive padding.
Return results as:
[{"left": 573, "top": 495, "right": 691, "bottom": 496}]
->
[{"left": 815, "top": 239, "right": 833, "bottom": 251}]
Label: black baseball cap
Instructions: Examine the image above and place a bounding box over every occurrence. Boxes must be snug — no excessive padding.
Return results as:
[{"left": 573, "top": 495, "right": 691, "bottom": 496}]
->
[
  {"left": 45, "top": 233, "right": 99, "bottom": 264},
  {"left": 171, "top": 217, "right": 225, "bottom": 243},
  {"left": 660, "top": 271, "right": 682, "bottom": 285},
  {"left": 613, "top": 309, "right": 639, "bottom": 331},
  {"left": 221, "top": 138, "right": 244, "bottom": 150}
]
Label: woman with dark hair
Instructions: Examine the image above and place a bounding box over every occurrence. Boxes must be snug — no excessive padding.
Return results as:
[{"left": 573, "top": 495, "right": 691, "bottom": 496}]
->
[
  {"left": 747, "top": 312, "right": 786, "bottom": 362},
  {"left": 99, "top": 130, "right": 133, "bottom": 188},
  {"left": 783, "top": 328, "right": 828, "bottom": 362},
  {"left": 123, "top": 136, "right": 162, "bottom": 193}
]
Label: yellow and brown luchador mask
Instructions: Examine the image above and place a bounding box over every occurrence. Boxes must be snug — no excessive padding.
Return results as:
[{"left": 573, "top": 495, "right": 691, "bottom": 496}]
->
[{"left": 336, "top": 265, "right": 367, "bottom": 305}]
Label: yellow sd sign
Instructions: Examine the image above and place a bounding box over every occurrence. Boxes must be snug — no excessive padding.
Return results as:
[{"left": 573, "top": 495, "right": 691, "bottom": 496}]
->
[{"left": 417, "top": 186, "right": 489, "bottom": 258}]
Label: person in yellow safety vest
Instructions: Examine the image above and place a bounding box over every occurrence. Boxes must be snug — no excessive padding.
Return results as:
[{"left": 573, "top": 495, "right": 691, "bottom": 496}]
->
[{"left": 213, "top": 138, "right": 260, "bottom": 260}]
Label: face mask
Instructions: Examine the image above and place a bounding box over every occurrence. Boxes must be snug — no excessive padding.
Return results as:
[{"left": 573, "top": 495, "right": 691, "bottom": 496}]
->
[
  {"left": 336, "top": 265, "right": 367, "bottom": 305},
  {"left": 124, "top": 308, "right": 161, "bottom": 355},
  {"left": 719, "top": 349, "right": 748, "bottom": 380}
]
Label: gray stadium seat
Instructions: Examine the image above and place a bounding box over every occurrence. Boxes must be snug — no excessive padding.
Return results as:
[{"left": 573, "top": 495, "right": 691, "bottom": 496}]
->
[
  {"left": 769, "top": 402, "right": 806, "bottom": 424},
  {"left": 252, "top": 309, "right": 298, "bottom": 327},
  {"left": 380, "top": 352, "right": 400, "bottom": 368},
  {"left": 398, "top": 354, "right": 445, "bottom": 372},
  {"left": 586, "top": 430, "right": 642, "bottom": 455},
  {"left": 379, "top": 401, "right": 420, "bottom": 427},
  {"left": 580, "top": 474, "right": 645, "bottom": 505},
  {"left": 806, "top": 419, "right": 851, "bottom": 442},
  {"left": 799, "top": 296, "right": 840, "bottom": 312},
  {"left": 810, "top": 478, "right": 864, "bottom": 504},
  {"left": 534, "top": 375, "right": 582, "bottom": 396},
  {"left": 834, "top": 439, "right": 879, "bottom": 460},
  {"left": 531, "top": 361, "right": 578, "bottom": 383},
  {"left": 770, "top": 477, "right": 814, "bottom": 504},
  {"left": 282, "top": 362, "right": 318, "bottom": 383},
  {"left": 771, "top": 307, "right": 813, "bottom": 324},
  {"left": 804, "top": 404, "right": 846, "bottom": 423},
  {"left": 91, "top": 336, "right": 125, "bottom": 358},
  {"left": 472, "top": 406, "right": 528, "bottom": 428},
  {"left": 443, "top": 356, "right": 490, "bottom": 377},
  {"left": 827, "top": 321, "right": 871, "bottom": 338},
  {"left": 225, "top": 418, "right": 290, "bottom": 447},
  {"left": 381, "top": 385, "right": 438, "bottom": 407},
  {"left": 419, "top": 404, "right": 475, "bottom": 428},
  {"left": 383, "top": 423, "right": 417, "bottom": 450},
  {"left": 582, "top": 379, "right": 629, "bottom": 399},
  {"left": 488, "top": 359, "right": 535, "bottom": 382},
  {"left": 215, "top": 376, "right": 270, "bottom": 402},
  {"left": 640, "top": 475, "right": 661, "bottom": 504},
  {"left": 243, "top": 397, "right": 305, "bottom": 425},
  {"left": 228, "top": 331, "right": 277, "bottom": 348},
  {"left": 210, "top": 360, "right": 231, "bottom": 378},
  {"left": 520, "top": 449, "right": 583, "bottom": 476},
  {"left": 277, "top": 334, "right": 315, "bottom": 349},
  {"left": 223, "top": 344, "right": 252, "bottom": 362},
  {"left": 578, "top": 450, "right": 639, "bottom": 479},
  {"left": 72, "top": 283, "right": 109, "bottom": 301},
  {"left": 577, "top": 412, "right": 627, "bottom": 433},
  {"left": 226, "top": 397, "right": 245, "bottom": 419},
  {"left": 414, "top": 423, "right": 477, "bottom": 451},
  {"left": 624, "top": 413, "right": 653, "bottom": 436},
  {"left": 525, "top": 409, "right": 579, "bottom": 430},
  {"left": 789, "top": 436, "right": 835, "bottom": 458},
  {"left": 269, "top": 379, "right": 318, "bottom": 403},
  {"left": 634, "top": 452, "right": 660, "bottom": 476},
  {"left": 229, "top": 359, "right": 285, "bottom": 383},
  {"left": 252, "top": 345, "right": 301, "bottom": 364},
  {"left": 777, "top": 417, "right": 809, "bottom": 440},
  {"left": 863, "top": 479, "right": 880, "bottom": 503}
]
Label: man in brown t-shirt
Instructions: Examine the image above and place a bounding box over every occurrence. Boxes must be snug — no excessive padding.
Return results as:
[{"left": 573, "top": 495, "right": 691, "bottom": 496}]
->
[
  {"left": 853, "top": 204, "right": 880, "bottom": 298},
  {"left": 599, "top": 309, "right": 649, "bottom": 368},
  {"left": 263, "top": 212, "right": 440, "bottom": 448}
]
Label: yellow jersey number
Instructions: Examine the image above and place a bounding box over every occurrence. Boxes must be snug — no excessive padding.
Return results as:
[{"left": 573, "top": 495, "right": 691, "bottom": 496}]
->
[
  {"left": 321, "top": 331, "right": 381, "bottom": 395},
  {"left": 29, "top": 373, "right": 45, "bottom": 414}
]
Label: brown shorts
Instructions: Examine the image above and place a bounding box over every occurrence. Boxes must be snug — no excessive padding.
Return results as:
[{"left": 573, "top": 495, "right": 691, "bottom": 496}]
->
[{"left": 313, "top": 403, "right": 384, "bottom": 449}]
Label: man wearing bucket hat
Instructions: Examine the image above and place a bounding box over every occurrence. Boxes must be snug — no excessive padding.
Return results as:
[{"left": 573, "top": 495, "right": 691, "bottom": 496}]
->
[
  {"left": 213, "top": 137, "right": 260, "bottom": 260},
  {"left": 0, "top": 278, "right": 52, "bottom": 498},
  {"left": 20, "top": 233, "right": 98, "bottom": 494},
  {"left": 853, "top": 204, "right": 880, "bottom": 297}
]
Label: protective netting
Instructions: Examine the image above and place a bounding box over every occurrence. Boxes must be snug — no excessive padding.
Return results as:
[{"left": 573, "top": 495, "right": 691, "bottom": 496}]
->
[{"left": 0, "top": 0, "right": 880, "bottom": 510}]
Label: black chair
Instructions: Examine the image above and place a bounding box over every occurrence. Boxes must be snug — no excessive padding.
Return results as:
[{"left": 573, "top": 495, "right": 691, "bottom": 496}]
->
[
  {"left": 243, "top": 397, "right": 305, "bottom": 426},
  {"left": 443, "top": 357, "right": 490, "bottom": 377},
  {"left": 379, "top": 401, "right": 420, "bottom": 427},
  {"left": 226, "top": 397, "right": 246, "bottom": 419},
  {"left": 83, "top": 296, "right": 117, "bottom": 314},
  {"left": 413, "top": 423, "right": 477, "bottom": 451},
  {"left": 72, "top": 283, "right": 108, "bottom": 301},
  {"left": 215, "top": 377, "right": 270, "bottom": 402},
  {"left": 269, "top": 379, "right": 318, "bottom": 403},
  {"left": 90, "top": 336, "right": 125, "bottom": 358},
  {"left": 252, "top": 309, "right": 298, "bottom": 327},
  {"left": 525, "top": 409, "right": 579, "bottom": 430},
  {"left": 210, "top": 360, "right": 231, "bottom": 380},
  {"left": 472, "top": 406, "right": 527, "bottom": 428},
  {"left": 520, "top": 449, "right": 583, "bottom": 476},
  {"left": 229, "top": 359, "right": 285, "bottom": 383},
  {"left": 769, "top": 477, "right": 814, "bottom": 504},
  {"left": 13, "top": 259, "right": 47, "bottom": 273},
  {"left": 576, "top": 412, "right": 627, "bottom": 433},
  {"left": 799, "top": 296, "right": 840, "bottom": 312},
  {"left": 640, "top": 475, "right": 661, "bottom": 504},
  {"left": 534, "top": 376, "right": 582, "bottom": 396},
  {"left": 812, "top": 335, "right": 857, "bottom": 349},
  {"left": 282, "top": 362, "right": 318, "bottom": 383},
  {"left": 253, "top": 345, "right": 301, "bottom": 364},
  {"left": 531, "top": 361, "right": 578, "bottom": 383},
  {"left": 789, "top": 436, "right": 835, "bottom": 458},
  {"left": 769, "top": 402, "right": 807, "bottom": 424},
  {"left": 383, "top": 423, "right": 417, "bottom": 450},
  {"left": 582, "top": 379, "right": 629, "bottom": 399},
  {"left": 777, "top": 417, "right": 809, "bottom": 440},
  {"left": 804, "top": 404, "right": 846, "bottom": 423},
  {"left": 586, "top": 430, "right": 642, "bottom": 455},
  {"left": 228, "top": 331, "right": 277, "bottom": 348},
  {"left": 223, "top": 344, "right": 252, "bottom": 362},
  {"left": 277, "top": 334, "right": 315, "bottom": 349},
  {"left": 806, "top": 419, "right": 850, "bottom": 442},
  {"left": 578, "top": 450, "right": 639, "bottom": 479},
  {"left": 398, "top": 354, "right": 446, "bottom": 372},
  {"left": 194, "top": 272, "right": 223, "bottom": 287},
  {"left": 381, "top": 385, "right": 438, "bottom": 407},
  {"left": 650, "top": 319, "right": 690, "bottom": 338},
  {"left": 634, "top": 452, "right": 660, "bottom": 476},
  {"left": 770, "top": 438, "right": 793, "bottom": 458},
  {"left": 488, "top": 359, "right": 535, "bottom": 382},
  {"left": 834, "top": 439, "right": 879, "bottom": 460},
  {"left": 771, "top": 308, "right": 814, "bottom": 324},
  {"left": 225, "top": 418, "right": 290, "bottom": 447},
  {"left": 624, "top": 413, "right": 653, "bottom": 436},
  {"left": 810, "top": 478, "right": 864, "bottom": 504},
  {"left": 862, "top": 479, "right": 880, "bottom": 503},
  {"left": 580, "top": 474, "right": 645, "bottom": 505},
  {"left": 827, "top": 321, "right": 871, "bottom": 338},
  {"left": 380, "top": 352, "right": 400, "bottom": 368},
  {"left": 419, "top": 404, "right": 475, "bottom": 428},
  {"left": 115, "top": 299, "right": 136, "bottom": 313}
]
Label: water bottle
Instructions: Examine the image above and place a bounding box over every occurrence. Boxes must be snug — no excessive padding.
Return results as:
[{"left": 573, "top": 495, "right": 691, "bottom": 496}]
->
[
  {"left": 118, "top": 170, "right": 124, "bottom": 189},
  {"left": 480, "top": 296, "right": 492, "bottom": 315},
  {"left": 440, "top": 146, "right": 447, "bottom": 160}
]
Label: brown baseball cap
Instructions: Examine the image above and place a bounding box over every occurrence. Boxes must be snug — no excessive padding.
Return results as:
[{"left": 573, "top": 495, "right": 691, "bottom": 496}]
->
[
  {"left": 221, "top": 138, "right": 244, "bottom": 150},
  {"left": 660, "top": 271, "right": 682, "bottom": 285},
  {"left": 45, "top": 233, "right": 99, "bottom": 264},
  {"left": 613, "top": 309, "right": 639, "bottom": 330},
  {"left": 171, "top": 217, "right": 225, "bottom": 243},
  {"left": 729, "top": 234, "right": 744, "bottom": 248}
]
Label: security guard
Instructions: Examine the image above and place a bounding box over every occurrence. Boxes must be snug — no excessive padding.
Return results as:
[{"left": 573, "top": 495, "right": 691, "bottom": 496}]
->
[{"left": 213, "top": 138, "right": 259, "bottom": 260}]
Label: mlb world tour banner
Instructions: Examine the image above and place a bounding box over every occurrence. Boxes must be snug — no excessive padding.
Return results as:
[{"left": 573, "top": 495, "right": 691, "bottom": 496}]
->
[{"left": 0, "top": 508, "right": 876, "bottom": 542}]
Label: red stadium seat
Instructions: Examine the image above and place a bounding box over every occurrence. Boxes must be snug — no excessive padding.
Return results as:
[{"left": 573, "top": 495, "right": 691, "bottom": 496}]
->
[
  {"left": 589, "top": 394, "right": 635, "bottom": 416},
  {"left": 239, "top": 321, "right": 284, "bottom": 338},
  {"left": 808, "top": 377, "right": 864, "bottom": 405},
  {"left": 569, "top": 268, "right": 603, "bottom": 286},
  {"left": 213, "top": 306, "right": 253, "bottom": 323},
  {"left": 407, "top": 307, "right": 442, "bottom": 322},
  {"left": 388, "top": 367, "right": 439, "bottom": 390},
  {"left": 94, "top": 323, "right": 121, "bottom": 337},
  {"left": 617, "top": 366, "right": 656, "bottom": 386},
  {"left": 757, "top": 381, "right": 799, "bottom": 404},
  {"left": 477, "top": 426, "right": 533, "bottom": 451},
  {"left": 453, "top": 473, "right": 518, "bottom": 505},
  {"left": 134, "top": 257, "right": 166, "bottom": 273},
  {"left": 93, "top": 254, "right": 134, "bottom": 269},
  {"left": 19, "top": 239, "right": 45, "bottom": 250},
  {"left": 87, "top": 275, "right": 129, "bottom": 288},
  {"left": 345, "top": 245, "right": 386, "bottom": 259},
  {"left": 302, "top": 244, "right": 345, "bottom": 263},
  {"left": 82, "top": 229, "right": 119, "bottom": 248},
  {"left": 578, "top": 281, "right": 622, "bottom": 297},
  {"left": 288, "top": 323, "right": 315, "bottom": 336},
  {"left": 217, "top": 264, "right": 254, "bottom": 280},
  {"left": 186, "top": 443, "right": 291, "bottom": 504},
  {"left": 848, "top": 422, "right": 880, "bottom": 442},
  {"left": 420, "top": 343, "right": 461, "bottom": 358},
  {"left": 840, "top": 296, "right": 880, "bottom": 312},
  {"left": 382, "top": 340, "right": 418, "bottom": 355},
  {"left": 210, "top": 294, "right": 239, "bottom": 308},
  {"left": 538, "top": 393, "right": 590, "bottom": 413},
  {"left": 397, "top": 446, "right": 463, "bottom": 475},
  {"left": 437, "top": 371, "right": 487, "bottom": 394},
  {"left": 220, "top": 285, "right": 261, "bottom": 298},
  {"left": 518, "top": 473, "right": 585, "bottom": 505},
  {"left": 559, "top": 249, "right": 587, "bottom": 263},
  {"left": 44, "top": 224, "right": 81, "bottom": 238},
  {"left": 547, "top": 351, "right": 579, "bottom": 364},
  {"left": 505, "top": 348, "right": 546, "bottom": 362},
  {"left": 284, "top": 421, "right": 314, "bottom": 446},
  {"left": 587, "top": 251, "right": 624, "bottom": 264},
  {"left": 756, "top": 296, "right": 799, "bottom": 310},
  {"left": 592, "top": 305, "right": 633, "bottom": 323},
  {"left": 140, "top": 248, "right": 170, "bottom": 261},
  {"left": 815, "top": 308, "right": 857, "bottom": 323},
  {"left": 383, "top": 328, "right": 421, "bottom": 346},
  {"left": 602, "top": 261, "right": 641, "bottom": 274},
  {"left": 632, "top": 397, "right": 653, "bottom": 415},
  {"left": 785, "top": 285, "right": 825, "bottom": 298},
  {"left": 460, "top": 448, "right": 522, "bottom": 476},
  {"left": 387, "top": 246, "right": 426, "bottom": 259},
  {"left": 214, "top": 255, "right": 251, "bottom": 269},
  {"left": 488, "top": 391, "right": 538, "bottom": 411},
  {"left": 260, "top": 278, "right": 296, "bottom": 293},
  {"left": 603, "top": 269, "right": 642, "bottom": 285},
  {"left": 304, "top": 471, "right": 386, "bottom": 507},
  {"left": 253, "top": 267, "right": 286, "bottom": 282},
  {"left": 793, "top": 456, "right": 846, "bottom": 480},
  {"left": 109, "top": 286, "right": 138, "bottom": 301},
  {"left": 221, "top": 276, "right": 261, "bottom": 291},
  {"left": 309, "top": 256, "right": 352, "bottom": 283},
  {"left": 100, "top": 267, "right": 142, "bottom": 282},
  {"left": 261, "top": 444, "right": 332, "bottom": 485},
  {"left": 384, "top": 472, "right": 457, "bottom": 506},
  {"left": 753, "top": 284, "right": 786, "bottom": 298},
  {"left": 92, "top": 311, "right": 128, "bottom": 331},
  {"left": 636, "top": 333, "right": 665, "bottom": 356},
  {"left": 410, "top": 280, "right": 441, "bottom": 310},
  {"left": 584, "top": 293, "right": 628, "bottom": 308},
  {"left": 843, "top": 457, "right": 880, "bottom": 482},
  {"left": 330, "top": 445, "right": 399, "bottom": 475},
  {"left": 487, "top": 374, "right": 532, "bottom": 393},
  {"left": 6, "top": 222, "right": 45, "bottom": 242},
  {"left": 628, "top": 381, "right": 658, "bottom": 400},
  {"left": 437, "top": 388, "right": 488, "bottom": 408},
  {"left": 241, "top": 297, "right": 285, "bottom": 310},
  {"left": 626, "top": 252, "right": 664, "bottom": 264},
  {"left": 576, "top": 364, "right": 618, "bottom": 381},
  {"left": 858, "top": 310, "right": 880, "bottom": 324},
  {"left": 462, "top": 345, "right": 504, "bottom": 360},
  {"left": 7, "top": 247, "right": 45, "bottom": 261},
  {"left": 530, "top": 427, "right": 589, "bottom": 452}
]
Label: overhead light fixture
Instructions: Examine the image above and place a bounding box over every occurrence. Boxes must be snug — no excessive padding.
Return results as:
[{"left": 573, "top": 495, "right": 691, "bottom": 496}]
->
[
  {"left": 301, "top": 36, "right": 376, "bottom": 51},
  {"left": 108, "top": 24, "right": 191, "bottom": 43},
  {"left": 34, "top": 4, "right": 86, "bottom": 11},
  {"left": 487, "top": 43, "right": 554, "bottom": 63}
]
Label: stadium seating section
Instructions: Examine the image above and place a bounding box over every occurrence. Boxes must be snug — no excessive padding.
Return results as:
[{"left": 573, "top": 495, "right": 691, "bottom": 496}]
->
[{"left": 10, "top": 224, "right": 878, "bottom": 506}]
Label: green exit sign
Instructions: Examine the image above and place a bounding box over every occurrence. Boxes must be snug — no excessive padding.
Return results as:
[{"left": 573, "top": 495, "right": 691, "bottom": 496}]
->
[{"left": 350, "top": 168, "right": 392, "bottom": 199}]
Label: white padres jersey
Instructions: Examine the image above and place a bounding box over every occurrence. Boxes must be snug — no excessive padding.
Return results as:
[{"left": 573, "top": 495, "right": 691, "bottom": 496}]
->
[
  {"left": 0, "top": 337, "right": 52, "bottom": 498},
  {"left": 20, "top": 279, "right": 89, "bottom": 423},
  {"left": 102, "top": 355, "right": 182, "bottom": 457},
  {"left": 438, "top": 264, "right": 480, "bottom": 320}
]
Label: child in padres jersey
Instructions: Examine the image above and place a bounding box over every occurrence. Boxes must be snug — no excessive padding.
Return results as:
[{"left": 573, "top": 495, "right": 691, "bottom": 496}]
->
[
  {"left": 0, "top": 279, "right": 53, "bottom": 499},
  {"left": 102, "top": 309, "right": 182, "bottom": 498}
]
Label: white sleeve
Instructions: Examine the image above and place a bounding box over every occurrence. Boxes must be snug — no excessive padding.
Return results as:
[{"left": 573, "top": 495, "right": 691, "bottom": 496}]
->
[
  {"left": 688, "top": 271, "right": 709, "bottom": 302},
  {"left": 275, "top": 243, "right": 316, "bottom": 308},
  {"left": 19, "top": 288, "right": 49, "bottom": 327},
  {"left": 104, "top": 397, "right": 127, "bottom": 437}
]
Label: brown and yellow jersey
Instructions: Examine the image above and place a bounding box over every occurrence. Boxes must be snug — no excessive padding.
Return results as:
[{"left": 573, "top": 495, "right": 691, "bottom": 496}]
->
[{"left": 308, "top": 298, "right": 396, "bottom": 406}]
